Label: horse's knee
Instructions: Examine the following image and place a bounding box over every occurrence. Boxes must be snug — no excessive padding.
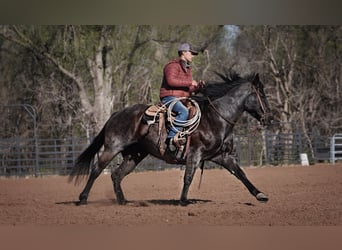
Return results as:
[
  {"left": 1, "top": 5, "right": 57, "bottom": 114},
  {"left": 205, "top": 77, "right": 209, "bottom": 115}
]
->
[
  {"left": 111, "top": 170, "right": 121, "bottom": 183},
  {"left": 224, "top": 162, "right": 246, "bottom": 180},
  {"left": 184, "top": 174, "right": 193, "bottom": 185},
  {"left": 232, "top": 167, "right": 246, "bottom": 180},
  {"left": 184, "top": 165, "right": 197, "bottom": 184}
]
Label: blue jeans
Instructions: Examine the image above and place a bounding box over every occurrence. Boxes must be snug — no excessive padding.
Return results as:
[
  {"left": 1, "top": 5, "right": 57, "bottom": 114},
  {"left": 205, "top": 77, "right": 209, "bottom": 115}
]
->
[{"left": 161, "top": 96, "right": 189, "bottom": 139}]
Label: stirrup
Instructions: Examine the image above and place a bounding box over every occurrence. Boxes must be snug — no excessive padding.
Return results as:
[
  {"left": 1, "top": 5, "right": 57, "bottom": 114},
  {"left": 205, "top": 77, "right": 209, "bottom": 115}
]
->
[
  {"left": 173, "top": 133, "right": 186, "bottom": 147},
  {"left": 166, "top": 138, "right": 177, "bottom": 152}
]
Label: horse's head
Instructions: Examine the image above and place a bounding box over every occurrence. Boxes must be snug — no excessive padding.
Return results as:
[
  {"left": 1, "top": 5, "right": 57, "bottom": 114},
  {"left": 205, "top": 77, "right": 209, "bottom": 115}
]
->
[
  {"left": 244, "top": 73, "right": 273, "bottom": 127},
  {"left": 194, "top": 70, "right": 273, "bottom": 128}
]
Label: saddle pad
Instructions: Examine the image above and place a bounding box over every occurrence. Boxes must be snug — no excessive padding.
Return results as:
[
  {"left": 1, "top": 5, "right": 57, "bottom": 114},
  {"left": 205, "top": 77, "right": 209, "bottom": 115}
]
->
[{"left": 145, "top": 105, "right": 166, "bottom": 117}]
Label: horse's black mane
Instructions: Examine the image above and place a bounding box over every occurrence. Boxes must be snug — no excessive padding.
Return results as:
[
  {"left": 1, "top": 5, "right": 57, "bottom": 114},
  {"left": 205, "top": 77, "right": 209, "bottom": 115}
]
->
[{"left": 192, "top": 70, "right": 257, "bottom": 103}]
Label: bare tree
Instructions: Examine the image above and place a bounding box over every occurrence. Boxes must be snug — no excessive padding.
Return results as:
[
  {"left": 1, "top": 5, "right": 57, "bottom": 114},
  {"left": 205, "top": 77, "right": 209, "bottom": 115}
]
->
[
  {"left": 233, "top": 25, "right": 342, "bottom": 135},
  {"left": 0, "top": 25, "right": 224, "bottom": 137},
  {"left": 0, "top": 25, "right": 116, "bottom": 134}
]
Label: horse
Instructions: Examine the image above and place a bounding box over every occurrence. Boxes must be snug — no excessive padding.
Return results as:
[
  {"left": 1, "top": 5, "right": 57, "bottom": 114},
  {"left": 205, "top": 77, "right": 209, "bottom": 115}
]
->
[{"left": 69, "top": 71, "right": 273, "bottom": 206}]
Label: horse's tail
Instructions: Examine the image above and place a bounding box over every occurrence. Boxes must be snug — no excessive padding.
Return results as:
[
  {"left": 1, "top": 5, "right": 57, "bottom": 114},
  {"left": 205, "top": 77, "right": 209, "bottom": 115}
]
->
[{"left": 68, "top": 125, "right": 106, "bottom": 184}]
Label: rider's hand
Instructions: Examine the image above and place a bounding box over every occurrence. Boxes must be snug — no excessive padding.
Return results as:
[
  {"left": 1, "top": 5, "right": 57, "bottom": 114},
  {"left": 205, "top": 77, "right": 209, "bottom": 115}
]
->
[
  {"left": 198, "top": 80, "right": 205, "bottom": 88},
  {"left": 191, "top": 80, "right": 199, "bottom": 87}
]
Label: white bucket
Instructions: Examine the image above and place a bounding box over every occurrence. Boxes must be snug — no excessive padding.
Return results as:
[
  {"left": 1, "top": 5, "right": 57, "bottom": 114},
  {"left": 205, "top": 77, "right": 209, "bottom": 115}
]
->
[{"left": 300, "top": 153, "right": 309, "bottom": 166}]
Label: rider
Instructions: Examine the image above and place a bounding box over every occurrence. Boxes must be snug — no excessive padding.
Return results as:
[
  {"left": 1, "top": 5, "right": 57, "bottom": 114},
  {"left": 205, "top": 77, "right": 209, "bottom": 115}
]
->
[{"left": 160, "top": 43, "right": 204, "bottom": 152}]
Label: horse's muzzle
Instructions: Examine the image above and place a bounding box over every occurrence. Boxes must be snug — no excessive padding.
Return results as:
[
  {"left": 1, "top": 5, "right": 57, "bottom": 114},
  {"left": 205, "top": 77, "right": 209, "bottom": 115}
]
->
[{"left": 260, "top": 113, "right": 274, "bottom": 128}]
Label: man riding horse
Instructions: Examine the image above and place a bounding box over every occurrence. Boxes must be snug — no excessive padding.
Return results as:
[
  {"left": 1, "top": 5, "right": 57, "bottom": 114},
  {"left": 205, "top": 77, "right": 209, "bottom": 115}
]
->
[
  {"left": 160, "top": 43, "right": 205, "bottom": 152},
  {"left": 69, "top": 43, "right": 273, "bottom": 206}
]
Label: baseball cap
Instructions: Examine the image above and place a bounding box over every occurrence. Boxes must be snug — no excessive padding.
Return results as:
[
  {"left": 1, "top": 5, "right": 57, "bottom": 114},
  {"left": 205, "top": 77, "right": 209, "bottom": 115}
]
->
[{"left": 178, "top": 43, "right": 198, "bottom": 55}]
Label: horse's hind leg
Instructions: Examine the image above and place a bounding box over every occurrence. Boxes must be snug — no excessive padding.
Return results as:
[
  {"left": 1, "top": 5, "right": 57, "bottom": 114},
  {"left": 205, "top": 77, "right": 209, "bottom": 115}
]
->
[
  {"left": 77, "top": 149, "right": 116, "bottom": 205},
  {"left": 111, "top": 144, "right": 147, "bottom": 205},
  {"left": 212, "top": 154, "right": 268, "bottom": 203}
]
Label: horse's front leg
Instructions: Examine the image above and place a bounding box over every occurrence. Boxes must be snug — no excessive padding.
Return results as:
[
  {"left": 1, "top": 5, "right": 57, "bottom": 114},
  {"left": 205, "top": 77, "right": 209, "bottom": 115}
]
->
[
  {"left": 180, "top": 155, "right": 202, "bottom": 206},
  {"left": 211, "top": 154, "right": 268, "bottom": 203}
]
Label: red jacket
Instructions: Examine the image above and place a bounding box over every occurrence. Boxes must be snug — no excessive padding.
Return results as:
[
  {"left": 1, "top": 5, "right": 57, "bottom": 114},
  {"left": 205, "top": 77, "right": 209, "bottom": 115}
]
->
[{"left": 159, "top": 58, "right": 198, "bottom": 99}]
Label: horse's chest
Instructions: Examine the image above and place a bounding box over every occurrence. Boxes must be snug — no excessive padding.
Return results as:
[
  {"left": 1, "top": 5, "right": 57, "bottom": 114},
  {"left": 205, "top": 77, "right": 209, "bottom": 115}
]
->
[{"left": 220, "top": 138, "right": 233, "bottom": 153}]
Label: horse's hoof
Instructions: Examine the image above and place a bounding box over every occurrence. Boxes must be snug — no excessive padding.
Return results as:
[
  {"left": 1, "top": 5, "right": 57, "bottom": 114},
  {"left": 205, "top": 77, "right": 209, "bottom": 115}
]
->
[
  {"left": 117, "top": 199, "right": 128, "bottom": 205},
  {"left": 256, "top": 193, "right": 269, "bottom": 203},
  {"left": 75, "top": 200, "right": 87, "bottom": 206},
  {"left": 179, "top": 199, "right": 190, "bottom": 206}
]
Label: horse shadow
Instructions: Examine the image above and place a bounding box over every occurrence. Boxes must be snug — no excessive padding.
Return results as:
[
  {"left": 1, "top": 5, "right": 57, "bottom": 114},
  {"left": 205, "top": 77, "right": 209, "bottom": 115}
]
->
[
  {"left": 55, "top": 198, "right": 212, "bottom": 207},
  {"left": 144, "top": 198, "right": 211, "bottom": 206}
]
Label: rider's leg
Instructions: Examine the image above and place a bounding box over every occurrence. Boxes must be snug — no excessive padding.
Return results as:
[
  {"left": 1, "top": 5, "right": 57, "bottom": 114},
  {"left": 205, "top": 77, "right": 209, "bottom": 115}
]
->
[{"left": 161, "top": 96, "right": 189, "bottom": 151}]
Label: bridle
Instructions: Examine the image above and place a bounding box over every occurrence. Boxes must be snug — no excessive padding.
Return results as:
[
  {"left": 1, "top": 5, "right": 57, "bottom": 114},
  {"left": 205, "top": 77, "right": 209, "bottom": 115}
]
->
[{"left": 251, "top": 84, "right": 268, "bottom": 125}]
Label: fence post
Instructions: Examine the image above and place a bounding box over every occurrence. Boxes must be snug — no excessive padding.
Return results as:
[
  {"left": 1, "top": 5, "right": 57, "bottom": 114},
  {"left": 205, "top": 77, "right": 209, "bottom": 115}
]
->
[
  {"left": 236, "top": 134, "right": 241, "bottom": 166},
  {"left": 330, "top": 134, "right": 342, "bottom": 164},
  {"left": 296, "top": 128, "right": 302, "bottom": 163},
  {"left": 23, "top": 104, "right": 39, "bottom": 176},
  {"left": 263, "top": 130, "right": 269, "bottom": 165}
]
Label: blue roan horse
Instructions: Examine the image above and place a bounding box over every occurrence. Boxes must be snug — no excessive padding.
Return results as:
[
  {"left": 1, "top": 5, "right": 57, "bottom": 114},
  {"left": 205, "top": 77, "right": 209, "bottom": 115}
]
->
[{"left": 69, "top": 71, "right": 273, "bottom": 206}]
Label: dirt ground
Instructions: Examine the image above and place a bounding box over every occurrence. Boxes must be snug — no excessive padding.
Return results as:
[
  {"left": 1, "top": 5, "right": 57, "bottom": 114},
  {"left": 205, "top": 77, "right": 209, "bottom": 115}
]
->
[
  {"left": 1, "top": 163, "right": 342, "bottom": 250},
  {"left": 0, "top": 163, "right": 341, "bottom": 226}
]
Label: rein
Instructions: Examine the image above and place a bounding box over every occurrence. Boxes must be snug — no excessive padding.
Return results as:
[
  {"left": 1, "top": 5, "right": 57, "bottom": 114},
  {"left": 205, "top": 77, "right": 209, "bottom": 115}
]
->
[
  {"left": 251, "top": 85, "right": 267, "bottom": 123},
  {"left": 207, "top": 97, "right": 235, "bottom": 126}
]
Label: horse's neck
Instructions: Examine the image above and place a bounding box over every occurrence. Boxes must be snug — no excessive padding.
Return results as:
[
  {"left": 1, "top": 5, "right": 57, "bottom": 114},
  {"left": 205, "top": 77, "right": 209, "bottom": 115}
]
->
[{"left": 214, "top": 83, "right": 250, "bottom": 125}]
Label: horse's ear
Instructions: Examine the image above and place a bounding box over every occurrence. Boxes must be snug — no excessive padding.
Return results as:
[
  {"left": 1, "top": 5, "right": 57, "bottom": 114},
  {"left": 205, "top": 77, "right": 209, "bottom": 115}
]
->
[
  {"left": 252, "top": 73, "right": 263, "bottom": 87},
  {"left": 253, "top": 73, "right": 260, "bottom": 83},
  {"left": 214, "top": 71, "right": 227, "bottom": 81}
]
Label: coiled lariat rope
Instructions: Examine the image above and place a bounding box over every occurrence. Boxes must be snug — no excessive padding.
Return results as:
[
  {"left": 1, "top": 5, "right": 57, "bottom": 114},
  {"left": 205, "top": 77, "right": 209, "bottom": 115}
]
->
[{"left": 164, "top": 97, "right": 201, "bottom": 137}]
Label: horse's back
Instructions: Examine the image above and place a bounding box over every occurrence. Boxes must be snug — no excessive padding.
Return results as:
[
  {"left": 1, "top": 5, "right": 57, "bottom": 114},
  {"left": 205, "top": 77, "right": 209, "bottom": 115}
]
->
[
  {"left": 107, "top": 104, "right": 148, "bottom": 123},
  {"left": 104, "top": 104, "right": 149, "bottom": 139}
]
